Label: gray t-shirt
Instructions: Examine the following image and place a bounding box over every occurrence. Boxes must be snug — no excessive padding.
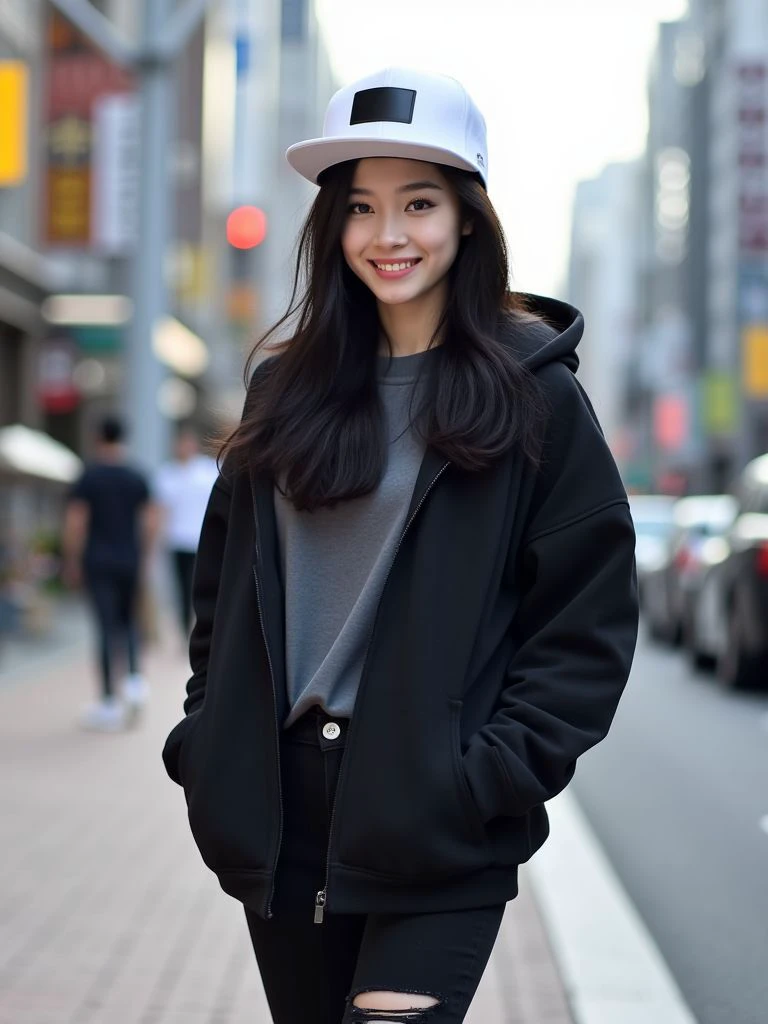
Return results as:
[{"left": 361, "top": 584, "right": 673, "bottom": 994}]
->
[{"left": 275, "top": 348, "right": 437, "bottom": 726}]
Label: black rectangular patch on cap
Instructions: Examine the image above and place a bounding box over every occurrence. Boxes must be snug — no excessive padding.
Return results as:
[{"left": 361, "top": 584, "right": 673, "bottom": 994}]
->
[{"left": 350, "top": 87, "right": 416, "bottom": 126}]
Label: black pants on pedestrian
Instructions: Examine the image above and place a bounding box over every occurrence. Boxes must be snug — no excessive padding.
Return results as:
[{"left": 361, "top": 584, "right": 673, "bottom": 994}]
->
[
  {"left": 84, "top": 566, "right": 140, "bottom": 699},
  {"left": 171, "top": 549, "right": 196, "bottom": 635},
  {"left": 245, "top": 707, "right": 505, "bottom": 1024}
]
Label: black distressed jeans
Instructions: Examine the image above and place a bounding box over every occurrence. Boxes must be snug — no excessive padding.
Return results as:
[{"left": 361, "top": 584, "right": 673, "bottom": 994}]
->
[{"left": 245, "top": 707, "right": 505, "bottom": 1024}]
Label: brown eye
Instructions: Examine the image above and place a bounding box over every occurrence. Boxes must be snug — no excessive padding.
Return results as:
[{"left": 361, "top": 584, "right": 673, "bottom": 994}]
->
[{"left": 407, "top": 198, "right": 435, "bottom": 212}]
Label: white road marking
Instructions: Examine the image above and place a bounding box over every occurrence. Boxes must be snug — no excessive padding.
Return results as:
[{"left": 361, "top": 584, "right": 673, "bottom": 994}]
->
[
  {"left": 759, "top": 815, "right": 768, "bottom": 837},
  {"left": 528, "top": 789, "right": 699, "bottom": 1024}
]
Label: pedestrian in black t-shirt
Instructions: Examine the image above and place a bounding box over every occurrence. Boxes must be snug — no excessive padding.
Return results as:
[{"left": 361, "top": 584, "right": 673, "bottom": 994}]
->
[{"left": 63, "top": 416, "right": 159, "bottom": 731}]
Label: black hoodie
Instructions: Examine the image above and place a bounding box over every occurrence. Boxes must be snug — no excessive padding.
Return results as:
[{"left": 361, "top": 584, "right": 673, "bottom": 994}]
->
[{"left": 162, "top": 295, "right": 639, "bottom": 920}]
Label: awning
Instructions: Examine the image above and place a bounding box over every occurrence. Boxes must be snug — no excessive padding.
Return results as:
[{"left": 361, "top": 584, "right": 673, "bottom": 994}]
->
[{"left": 0, "top": 424, "right": 82, "bottom": 483}]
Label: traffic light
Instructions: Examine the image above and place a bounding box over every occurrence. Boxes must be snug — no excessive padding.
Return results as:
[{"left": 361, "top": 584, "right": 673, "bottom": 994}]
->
[
  {"left": 226, "top": 205, "right": 267, "bottom": 249},
  {"left": 226, "top": 206, "right": 266, "bottom": 329}
]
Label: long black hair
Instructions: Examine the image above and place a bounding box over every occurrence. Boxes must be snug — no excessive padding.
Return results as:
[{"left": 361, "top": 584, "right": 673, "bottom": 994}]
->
[{"left": 219, "top": 160, "right": 549, "bottom": 511}]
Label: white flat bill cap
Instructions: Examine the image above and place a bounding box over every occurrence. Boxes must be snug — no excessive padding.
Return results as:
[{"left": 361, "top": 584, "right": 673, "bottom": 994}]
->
[{"left": 286, "top": 67, "right": 488, "bottom": 187}]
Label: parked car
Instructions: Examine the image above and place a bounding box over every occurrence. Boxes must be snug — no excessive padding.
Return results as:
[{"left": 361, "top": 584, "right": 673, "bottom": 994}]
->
[
  {"left": 642, "top": 495, "right": 738, "bottom": 646},
  {"left": 701, "top": 454, "right": 768, "bottom": 689},
  {"left": 627, "top": 494, "right": 677, "bottom": 613}
]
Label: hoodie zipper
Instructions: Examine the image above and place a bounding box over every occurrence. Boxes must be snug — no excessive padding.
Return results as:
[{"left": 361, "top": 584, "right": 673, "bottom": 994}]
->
[
  {"left": 250, "top": 480, "right": 283, "bottom": 920},
  {"left": 314, "top": 460, "right": 450, "bottom": 924}
]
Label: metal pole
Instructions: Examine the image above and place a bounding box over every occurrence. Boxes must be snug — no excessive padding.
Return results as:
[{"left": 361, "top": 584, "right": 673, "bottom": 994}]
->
[
  {"left": 125, "top": 0, "right": 173, "bottom": 471},
  {"left": 46, "top": 0, "right": 137, "bottom": 66},
  {"left": 162, "top": 0, "right": 214, "bottom": 61}
]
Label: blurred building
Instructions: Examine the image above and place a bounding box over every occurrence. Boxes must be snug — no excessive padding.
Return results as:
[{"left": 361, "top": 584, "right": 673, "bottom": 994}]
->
[
  {"left": 634, "top": 17, "right": 706, "bottom": 495},
  {"left": 260, "top": 0, "right": 337, "bottom": 328},
  {"left": 0, "top": 0, "right": 337, "bottom": 460},
  {"left": 699, "top": 0, "right": 768, "bottom": 485},
  {"left": 567, "top": 162, "right": 642, "bottom": 481},
  {"left": 0, "top": 2, "right": 51, "bottom": 431},
  {"left": 570, "top": 0, "right": 768, "bottom": 496},
  {"left": 196, "top": 0, "right": 338, "bottom": 424},
  {"left": 0, "top": 0, "right": 338, "bottom": 635},
  {"left": 0, "top": 2, "right": 78, "bottom": 634},
  {"left": 36, "top": 0, "right": 212, "bottom": 458}
]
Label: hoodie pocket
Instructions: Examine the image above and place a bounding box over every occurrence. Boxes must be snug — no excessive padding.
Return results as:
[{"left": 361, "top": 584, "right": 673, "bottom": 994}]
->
[
  {"left": 177, "top": 710, "right": 203, "bottom": 791},
  {"left": 336, "top": 698, "right": 491, "bottom": 880},
  {"left": 162, "top": 711, "right": 201, "bottom": 786},
  {"left": 449, "top": 699, "right": 488, "bottom": 843},
  {"left": 182, "top": 704, "right": 278, "bottom": 877}
]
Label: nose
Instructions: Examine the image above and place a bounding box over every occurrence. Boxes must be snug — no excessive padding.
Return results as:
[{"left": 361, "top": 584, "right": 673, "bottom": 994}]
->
[{"left": 373, "top": 210, "right": 408, "bottom": 250}]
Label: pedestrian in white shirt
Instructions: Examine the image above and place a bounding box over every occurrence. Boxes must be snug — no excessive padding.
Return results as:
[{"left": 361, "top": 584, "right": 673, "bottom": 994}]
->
[{"left": 155, "top": 426, "right": 219, "bottom": 637}]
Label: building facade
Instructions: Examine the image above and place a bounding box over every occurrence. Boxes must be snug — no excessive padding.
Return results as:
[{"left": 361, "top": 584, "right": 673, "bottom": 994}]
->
[
  {"left": 0, "top": 0, "right": 51, "bottom": 431},
  {"left": 567, "top": 162, "right": 643, "bottom": 482},
  {"left": 573, "top": 0, "right": 768, "bottom": 496}
]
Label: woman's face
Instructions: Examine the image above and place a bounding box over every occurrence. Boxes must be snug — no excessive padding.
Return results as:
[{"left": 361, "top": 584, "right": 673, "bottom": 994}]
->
[{"left": 341, "top": 158, "right": 470, "bottom": 310}]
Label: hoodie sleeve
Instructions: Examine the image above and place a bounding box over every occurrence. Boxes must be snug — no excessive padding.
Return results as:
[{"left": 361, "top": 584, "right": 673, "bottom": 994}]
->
[
  {"left": 183, "top": 476, "right": 232, "bottom": 715},
  {"left": 161, "top": 475, "right": 231, "bottom": 784},
  {"left": 462, "top": 362, "right": 639, "bottom": 821}
]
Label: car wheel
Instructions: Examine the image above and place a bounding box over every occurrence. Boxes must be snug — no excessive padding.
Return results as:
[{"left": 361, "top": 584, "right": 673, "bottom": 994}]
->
[{"left": 718, "top": 602, "right": 760, "bottom": 690}]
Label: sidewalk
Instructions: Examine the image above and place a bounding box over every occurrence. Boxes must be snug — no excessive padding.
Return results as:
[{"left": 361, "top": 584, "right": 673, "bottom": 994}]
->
[{"left": 0, "top": 617, "right": 573, "bottom": 1024}]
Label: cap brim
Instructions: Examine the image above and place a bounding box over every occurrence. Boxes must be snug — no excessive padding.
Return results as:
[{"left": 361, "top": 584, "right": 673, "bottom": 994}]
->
[{"left": 285, "top": 136, "right": 484, "bottom": 185}]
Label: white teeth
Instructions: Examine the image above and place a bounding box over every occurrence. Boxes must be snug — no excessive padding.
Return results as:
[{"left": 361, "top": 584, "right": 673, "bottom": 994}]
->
[{"left": 376, "top": 260, "right": 415, "bottom": 272}]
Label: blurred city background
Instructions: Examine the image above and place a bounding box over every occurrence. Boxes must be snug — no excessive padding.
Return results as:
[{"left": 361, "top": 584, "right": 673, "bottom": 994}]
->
[{"left": 1, "top": 2, "right": 767, "bottom": 1024}]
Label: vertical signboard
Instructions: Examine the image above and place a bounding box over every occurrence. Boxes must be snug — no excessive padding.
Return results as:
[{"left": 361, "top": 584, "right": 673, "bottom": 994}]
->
[
  {"left": 91, "top": 93, "right": 140, "bottom": 254},
  {"left": 0, "top": 61, "right": 28, "bottom": 187},
  {"left": 42, "top": 6, "right": 134, "bottom": 247},
  {"left": 736, "top": 62, "right": 768, "bottom": 256}
]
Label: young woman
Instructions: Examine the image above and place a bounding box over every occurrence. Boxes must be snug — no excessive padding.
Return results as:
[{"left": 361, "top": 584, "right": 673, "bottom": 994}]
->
[{"left": 162, "top": 68, "right": 639, "bottom": 1024}]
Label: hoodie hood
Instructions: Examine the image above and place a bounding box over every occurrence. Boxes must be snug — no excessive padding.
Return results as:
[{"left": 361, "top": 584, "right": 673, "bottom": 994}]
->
[{"left": 508, "top": 293, "right": 583, "bottom": 375}]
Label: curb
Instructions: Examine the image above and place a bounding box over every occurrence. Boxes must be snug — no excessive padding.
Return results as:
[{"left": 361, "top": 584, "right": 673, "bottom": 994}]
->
[{"left": 528, "top": 789, "right": 699, "bottom": 1024}]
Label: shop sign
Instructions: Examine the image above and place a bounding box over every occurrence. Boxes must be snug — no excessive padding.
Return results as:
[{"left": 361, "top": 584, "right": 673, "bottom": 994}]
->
[
  {"left": 38, "top": 336, "right": 80, "bottom": 413},
  {"left": 0, "top": 60, "right": 28, "bottom": 186},
  {"left": 42, "top": 6, "right": 134, "bottom": 247}
]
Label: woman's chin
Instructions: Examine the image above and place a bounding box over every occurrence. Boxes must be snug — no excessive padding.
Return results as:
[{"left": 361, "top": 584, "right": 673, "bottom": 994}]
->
[{"left": 369, "top": 282, "right": 424, "bottom": 306}]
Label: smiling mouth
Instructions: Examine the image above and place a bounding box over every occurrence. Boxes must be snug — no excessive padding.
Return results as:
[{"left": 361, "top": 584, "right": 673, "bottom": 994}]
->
[{"left": 368, "top": 258, "right": 422, "bottom": 272}]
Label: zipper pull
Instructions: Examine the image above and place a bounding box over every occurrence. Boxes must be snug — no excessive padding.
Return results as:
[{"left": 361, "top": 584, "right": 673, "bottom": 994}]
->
[{"left": 314, "top": 889, "right": 327, "bottom": 924}]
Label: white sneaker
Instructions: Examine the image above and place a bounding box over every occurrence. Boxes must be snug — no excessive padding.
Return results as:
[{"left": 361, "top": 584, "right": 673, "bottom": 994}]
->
[
  {"left": 81, "top": 698, "right": 126, "bottom": 732},
  {"left": 121, "top": 674, "right": 149, "bottom": 724}
]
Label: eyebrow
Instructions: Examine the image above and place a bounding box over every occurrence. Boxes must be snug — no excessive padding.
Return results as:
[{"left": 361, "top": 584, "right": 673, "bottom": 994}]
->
[{"left": 349, "top": 180, "right": 444, "bottom": 196}]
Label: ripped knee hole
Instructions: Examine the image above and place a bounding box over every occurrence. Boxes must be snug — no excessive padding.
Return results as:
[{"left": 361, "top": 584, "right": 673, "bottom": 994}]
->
[{"left": 350, "top": 989, "right": 441, "bottom": 1021}]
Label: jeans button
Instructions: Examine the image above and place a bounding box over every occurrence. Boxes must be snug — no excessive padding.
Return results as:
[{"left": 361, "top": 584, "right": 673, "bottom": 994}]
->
[{"left": 322, "top": 721, "right": 341, "bottom": 740}]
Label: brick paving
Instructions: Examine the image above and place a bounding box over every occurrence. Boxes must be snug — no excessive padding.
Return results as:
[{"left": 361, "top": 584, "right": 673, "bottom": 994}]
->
[{"left": 0, "top": 620, "right": 573, "bottom": 1023}]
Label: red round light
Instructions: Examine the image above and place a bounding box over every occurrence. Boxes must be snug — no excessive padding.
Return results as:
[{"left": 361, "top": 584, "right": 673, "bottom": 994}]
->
[{"left": 226, "top": 206, "right": 267, "bottom": 249}]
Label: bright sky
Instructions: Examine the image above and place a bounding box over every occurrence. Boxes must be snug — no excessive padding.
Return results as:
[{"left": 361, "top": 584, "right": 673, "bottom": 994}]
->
[{"left": 315, "top": 0, "right": 689, "bottom": 297}]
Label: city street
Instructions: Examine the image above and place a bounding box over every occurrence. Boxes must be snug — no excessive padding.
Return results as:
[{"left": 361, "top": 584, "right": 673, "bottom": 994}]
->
[
  {"left": 0, "top": 616, "right": 572, "bottom": 1024},
  {"left": 1, "top": 1, "right": 766, "bottom": 1022},
  {"left": 573, "top": 620, "right": 768, "bottom": 1024}
]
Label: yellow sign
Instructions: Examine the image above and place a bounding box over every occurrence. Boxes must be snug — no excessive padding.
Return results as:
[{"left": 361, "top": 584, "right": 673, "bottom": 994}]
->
[
  {"left": 743, "top": 324, "right": 768, "bottom": 397},
  {"left": 0, "top": 61, "right": 28, "bottom": 186}
]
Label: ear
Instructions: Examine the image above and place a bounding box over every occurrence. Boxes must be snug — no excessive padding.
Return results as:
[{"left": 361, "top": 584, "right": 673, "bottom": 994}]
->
[{"left": 461, "top": 219, "right": 474, "bottom": 237}]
